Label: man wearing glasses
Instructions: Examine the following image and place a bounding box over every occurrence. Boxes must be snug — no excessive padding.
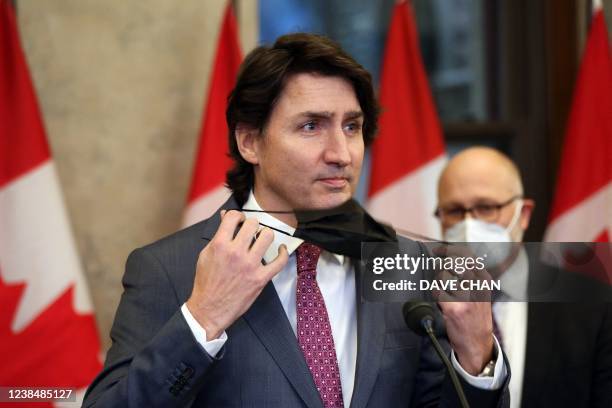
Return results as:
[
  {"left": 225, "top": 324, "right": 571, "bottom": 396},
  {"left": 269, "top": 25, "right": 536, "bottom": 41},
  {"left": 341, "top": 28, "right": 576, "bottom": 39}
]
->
[{"left": 435, "top": 146, "right": 612, "bottom": 408}]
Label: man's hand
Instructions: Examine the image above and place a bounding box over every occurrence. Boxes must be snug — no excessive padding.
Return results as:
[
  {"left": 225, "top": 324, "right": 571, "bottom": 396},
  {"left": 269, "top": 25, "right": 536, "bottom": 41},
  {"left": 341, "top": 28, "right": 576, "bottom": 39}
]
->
[
  {"left": 438, "top": 302, "right": 495, "bottom": 375},
  {"left": 186, "top": 210, "right": 289, "bottom": 340},
  {"left": 431, "top": 242, "right": 496, "bottom": 375}
]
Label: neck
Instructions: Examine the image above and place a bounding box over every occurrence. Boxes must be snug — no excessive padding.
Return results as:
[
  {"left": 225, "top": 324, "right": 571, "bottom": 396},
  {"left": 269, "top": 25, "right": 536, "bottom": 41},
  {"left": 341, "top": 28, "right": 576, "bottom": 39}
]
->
[{"left": 252, "top": 189, "right": 298, "bottom": 228}]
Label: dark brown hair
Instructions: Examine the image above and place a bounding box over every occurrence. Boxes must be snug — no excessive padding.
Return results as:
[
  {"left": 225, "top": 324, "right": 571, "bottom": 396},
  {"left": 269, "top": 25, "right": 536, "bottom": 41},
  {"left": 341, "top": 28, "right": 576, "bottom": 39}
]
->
[{"left": 226, "top": 32, "right": 380, "bottom": 205}]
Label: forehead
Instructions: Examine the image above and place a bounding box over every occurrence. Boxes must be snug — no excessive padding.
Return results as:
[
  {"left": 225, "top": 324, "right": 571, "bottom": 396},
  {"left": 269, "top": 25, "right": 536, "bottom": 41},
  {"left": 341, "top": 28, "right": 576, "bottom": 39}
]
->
[
  {"left": 273, "top": 73, "right": 361, "bottom": 116},
  {"left": 438, "top": 159, "right": 518, "bottom": 206}
]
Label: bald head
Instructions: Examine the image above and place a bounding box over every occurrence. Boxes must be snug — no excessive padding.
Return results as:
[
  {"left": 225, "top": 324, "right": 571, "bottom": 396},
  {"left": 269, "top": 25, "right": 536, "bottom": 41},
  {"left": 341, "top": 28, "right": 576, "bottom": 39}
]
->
[
  {"left": 438, "top": 147, "right": 523, "bottom": 204},
  {"left": 437, "top": 147, "right": 533, "bottom": 241}
]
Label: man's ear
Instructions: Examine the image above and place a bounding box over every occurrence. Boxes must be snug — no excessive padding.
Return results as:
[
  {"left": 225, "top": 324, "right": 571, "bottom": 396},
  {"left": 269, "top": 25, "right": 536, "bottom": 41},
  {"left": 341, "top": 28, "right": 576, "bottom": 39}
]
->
[
  {"left": 235, "top": 124, "right": 260, "bottom": 165},
  {"left": 519, "top": 198, "right": 535, "bottom": 231}
]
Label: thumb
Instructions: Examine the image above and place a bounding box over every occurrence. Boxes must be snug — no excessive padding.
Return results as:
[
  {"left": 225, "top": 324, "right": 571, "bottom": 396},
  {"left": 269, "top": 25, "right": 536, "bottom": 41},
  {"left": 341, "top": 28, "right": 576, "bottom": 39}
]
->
[{"left": 263, "top": 244, "right": 289, "bottom": 279}]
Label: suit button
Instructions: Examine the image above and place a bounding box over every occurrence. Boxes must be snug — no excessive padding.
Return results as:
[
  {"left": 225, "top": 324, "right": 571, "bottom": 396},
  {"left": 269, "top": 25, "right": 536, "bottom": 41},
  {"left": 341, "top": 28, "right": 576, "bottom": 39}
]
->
[{"left": 183, "top": 366, "right": 195, "bottom": 378}]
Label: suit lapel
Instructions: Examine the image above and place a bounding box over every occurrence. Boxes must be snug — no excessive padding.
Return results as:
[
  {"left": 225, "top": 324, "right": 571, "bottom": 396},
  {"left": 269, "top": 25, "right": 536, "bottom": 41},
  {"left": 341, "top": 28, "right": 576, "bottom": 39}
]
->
[
  {"left": 242, "top": 282, "right": 324, "bottom": 408},
  {"left": 350, "top": 260, "right": 386, "bottom": 408}
]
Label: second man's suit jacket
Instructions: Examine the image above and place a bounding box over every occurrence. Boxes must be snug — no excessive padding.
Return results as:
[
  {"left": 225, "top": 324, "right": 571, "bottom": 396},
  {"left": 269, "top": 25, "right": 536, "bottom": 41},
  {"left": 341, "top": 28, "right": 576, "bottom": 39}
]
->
[{"left": 519, "top": 257, "right": 612, "bottom": 407}]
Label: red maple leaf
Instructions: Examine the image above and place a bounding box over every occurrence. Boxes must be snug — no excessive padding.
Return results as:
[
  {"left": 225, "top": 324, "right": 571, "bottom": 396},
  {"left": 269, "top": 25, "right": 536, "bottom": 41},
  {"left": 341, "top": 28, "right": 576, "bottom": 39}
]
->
[{"left": 0, "top": 273, "right": 102, "bottom": 407}]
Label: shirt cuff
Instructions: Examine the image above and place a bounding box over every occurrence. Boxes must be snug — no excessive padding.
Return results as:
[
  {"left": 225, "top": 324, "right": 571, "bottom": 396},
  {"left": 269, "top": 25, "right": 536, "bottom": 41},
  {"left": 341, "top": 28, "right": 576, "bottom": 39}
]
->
[
  {"left": 450, "top": 335, "right": 507, "bottom": 390},
  {"left": 181, "top": 303, "right": 227, "bottom": 358}
]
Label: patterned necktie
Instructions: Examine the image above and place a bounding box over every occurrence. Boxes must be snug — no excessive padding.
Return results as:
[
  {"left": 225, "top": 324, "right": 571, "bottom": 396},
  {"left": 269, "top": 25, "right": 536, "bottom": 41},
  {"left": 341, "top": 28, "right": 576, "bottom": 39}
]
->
[{"left": 296, "top": 243, "right": 344, "bottom": 408}]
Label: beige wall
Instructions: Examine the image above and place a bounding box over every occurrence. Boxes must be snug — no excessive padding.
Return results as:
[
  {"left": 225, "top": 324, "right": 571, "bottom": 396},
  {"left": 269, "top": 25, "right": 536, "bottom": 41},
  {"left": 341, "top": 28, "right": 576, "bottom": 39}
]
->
[{"left": 17, "top": 0, "right": 232, "bottom": 351}]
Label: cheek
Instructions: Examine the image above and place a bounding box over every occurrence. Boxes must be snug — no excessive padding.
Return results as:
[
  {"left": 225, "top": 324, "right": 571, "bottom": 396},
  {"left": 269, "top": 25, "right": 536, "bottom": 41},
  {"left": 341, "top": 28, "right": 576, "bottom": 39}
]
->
[
  {"left": 268, "top": 142, "right": 318, "bottom": 178},
  {"left": 350, "top": 140, "right": 364, "bottom": 169}
]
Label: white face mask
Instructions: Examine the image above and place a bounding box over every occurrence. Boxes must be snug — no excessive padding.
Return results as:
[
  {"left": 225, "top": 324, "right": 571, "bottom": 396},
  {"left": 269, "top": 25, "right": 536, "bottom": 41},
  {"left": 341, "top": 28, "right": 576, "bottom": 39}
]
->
[{"left": 443, "top": 201, "right": 523, "bottom": 267}]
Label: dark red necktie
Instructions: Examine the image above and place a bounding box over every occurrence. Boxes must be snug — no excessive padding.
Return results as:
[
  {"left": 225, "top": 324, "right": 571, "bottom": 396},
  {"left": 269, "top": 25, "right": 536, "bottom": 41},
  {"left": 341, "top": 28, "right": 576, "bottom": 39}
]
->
[{"left": 296, "top": 243, "right": 344, "bottom": 408}]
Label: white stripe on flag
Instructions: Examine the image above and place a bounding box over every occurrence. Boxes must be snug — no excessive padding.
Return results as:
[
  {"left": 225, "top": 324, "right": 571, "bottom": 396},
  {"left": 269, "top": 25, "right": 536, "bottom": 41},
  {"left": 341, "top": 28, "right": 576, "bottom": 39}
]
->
[
  {"left": 544, "top": 182, "right": 612, "bottom": 242},
  {"left": 0, "top": 161, "right": 92, "bottom": 332},
  {"left": 368, "top": 155, "right": 447, "bottom": 240}
]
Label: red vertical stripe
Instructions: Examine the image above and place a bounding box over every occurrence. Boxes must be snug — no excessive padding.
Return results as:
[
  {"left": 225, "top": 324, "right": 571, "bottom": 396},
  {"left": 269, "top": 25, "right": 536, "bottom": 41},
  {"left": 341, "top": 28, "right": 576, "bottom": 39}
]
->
[
  {"left": 187, "top": 2, "right": 242, "bottom": 202},
  {"left": 547, "top": 11, "right": 612, "bottom": 225},
  {"left": 368, "top": 1, "right": 445, "bottom": 197},
  {"left": 0, "top": 0, "right": 50, "bottom": 189}
]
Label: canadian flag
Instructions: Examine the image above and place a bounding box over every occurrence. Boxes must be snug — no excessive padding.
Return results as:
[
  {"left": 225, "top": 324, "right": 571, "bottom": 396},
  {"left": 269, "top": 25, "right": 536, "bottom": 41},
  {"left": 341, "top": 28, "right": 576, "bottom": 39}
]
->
[
  {"left": 0, "top": 1, "right": 101, "bottom": 406},
  {"left": 367, "top": 0, "right": 447, "bottom": 239},
  {"left": 544, "top": 6, "right": 612, "bottom": 244},
  {"left": 183, "top": 2, "right": 242, "bottom": 227}
]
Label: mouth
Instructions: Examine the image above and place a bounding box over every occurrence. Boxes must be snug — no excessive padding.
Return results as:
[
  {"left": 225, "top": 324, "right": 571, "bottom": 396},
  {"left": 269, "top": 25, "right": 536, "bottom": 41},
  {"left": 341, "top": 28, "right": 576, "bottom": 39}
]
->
[{"left": 318, "top": 177, "right": 349, "bottom": 188}]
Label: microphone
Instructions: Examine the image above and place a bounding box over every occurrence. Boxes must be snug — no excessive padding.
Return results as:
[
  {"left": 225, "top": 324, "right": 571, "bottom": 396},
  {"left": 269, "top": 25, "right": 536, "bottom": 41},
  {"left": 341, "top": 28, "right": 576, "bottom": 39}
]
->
[
  {"left": 403, "top": 302, "right": 436, "bottom": 336},
  {"left": 403, "top": 302, "right": 470, "bottom": 408}
]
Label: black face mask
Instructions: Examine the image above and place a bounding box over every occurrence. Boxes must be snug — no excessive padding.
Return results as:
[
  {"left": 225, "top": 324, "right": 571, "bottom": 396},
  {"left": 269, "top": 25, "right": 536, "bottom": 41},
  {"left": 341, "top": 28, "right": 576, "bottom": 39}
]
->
[{"left": 239, "top": 199, "right": 398, "bottom": 259}]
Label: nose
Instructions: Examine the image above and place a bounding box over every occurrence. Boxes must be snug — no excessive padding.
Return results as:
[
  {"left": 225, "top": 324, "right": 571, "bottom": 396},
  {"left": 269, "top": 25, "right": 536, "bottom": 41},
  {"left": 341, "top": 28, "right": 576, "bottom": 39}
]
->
[{"left": 323, "top": 130, "right": 351, "bottom": 167}]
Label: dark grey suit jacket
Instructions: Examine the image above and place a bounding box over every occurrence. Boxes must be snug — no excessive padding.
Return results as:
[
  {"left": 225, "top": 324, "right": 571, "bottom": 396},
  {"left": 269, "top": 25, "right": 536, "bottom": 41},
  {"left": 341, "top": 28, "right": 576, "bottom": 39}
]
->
[
  {"left": 83, "top": 197, "right": 509, "bottom": 407},
  {"left": 520, "top": 259, "right": 612, "bottom": 407}
]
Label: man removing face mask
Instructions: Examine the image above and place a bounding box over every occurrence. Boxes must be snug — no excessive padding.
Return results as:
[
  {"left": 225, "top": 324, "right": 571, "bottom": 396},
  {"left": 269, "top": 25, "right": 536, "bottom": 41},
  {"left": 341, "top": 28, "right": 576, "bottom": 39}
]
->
[
  {"left": 85, "top": 34, "right": 510, "bottom": 408},
  {"left": 435, "top": 146, "right": 612, "bottom": 408}
]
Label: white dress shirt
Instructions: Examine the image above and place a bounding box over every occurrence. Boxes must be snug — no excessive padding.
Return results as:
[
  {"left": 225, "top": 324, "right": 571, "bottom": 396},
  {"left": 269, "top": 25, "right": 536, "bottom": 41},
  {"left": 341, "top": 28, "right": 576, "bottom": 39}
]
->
[
  {"left": 181, "top": 191, "right": 507, "bottom": 406},
  {"left": 492, "top": 249, "right": 529, "bottom": 408}
]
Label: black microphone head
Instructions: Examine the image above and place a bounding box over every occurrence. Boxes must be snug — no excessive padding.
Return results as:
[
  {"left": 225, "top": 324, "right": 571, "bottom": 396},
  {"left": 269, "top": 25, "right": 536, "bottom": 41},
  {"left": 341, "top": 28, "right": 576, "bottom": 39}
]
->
[{"left": 403, "top": 302, "right": 435, "bottom": 336}]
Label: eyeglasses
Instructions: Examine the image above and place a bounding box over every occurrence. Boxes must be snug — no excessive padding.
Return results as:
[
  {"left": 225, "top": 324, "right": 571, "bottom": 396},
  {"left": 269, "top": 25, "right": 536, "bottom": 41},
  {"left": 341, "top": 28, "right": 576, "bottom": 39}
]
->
[{"left": 434, "top": 195, "right": 522, "bottom": 225}]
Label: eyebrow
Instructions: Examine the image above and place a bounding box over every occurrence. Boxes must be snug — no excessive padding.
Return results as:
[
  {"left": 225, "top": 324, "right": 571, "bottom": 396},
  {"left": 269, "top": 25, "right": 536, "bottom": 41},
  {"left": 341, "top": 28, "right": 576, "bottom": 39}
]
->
[
  {"left": 345, "top": 111, "right": 364, "bottom": 120},
  {"left": 293, "top": 110, "right": 364, "bottom": 121},
  {"left": 442, "top": 198, "right": 502, "bottom": 208}
]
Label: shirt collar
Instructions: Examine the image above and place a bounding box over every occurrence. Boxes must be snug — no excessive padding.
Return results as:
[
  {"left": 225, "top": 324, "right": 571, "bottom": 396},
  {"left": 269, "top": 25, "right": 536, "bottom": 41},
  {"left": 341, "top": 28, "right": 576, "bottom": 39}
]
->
[{"left": 242, "top": 191, "right": 344, "bottom": 265}]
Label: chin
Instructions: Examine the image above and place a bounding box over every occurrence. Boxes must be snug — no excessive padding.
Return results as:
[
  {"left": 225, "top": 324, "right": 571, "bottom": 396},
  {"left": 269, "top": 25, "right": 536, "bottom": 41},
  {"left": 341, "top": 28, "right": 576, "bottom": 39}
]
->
[{"left": 313, "top": 191, "right": 353, "bottom": 209}]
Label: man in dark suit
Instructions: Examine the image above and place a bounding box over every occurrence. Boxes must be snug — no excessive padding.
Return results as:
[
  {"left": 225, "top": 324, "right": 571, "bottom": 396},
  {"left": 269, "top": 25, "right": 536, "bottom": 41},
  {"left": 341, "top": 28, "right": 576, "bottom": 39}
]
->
[
  {"left": 84, "top": 33, "right": 510, "bottom": 407},
  {"left": 435, "top": 146, "right": 612, "bottom": 407}
]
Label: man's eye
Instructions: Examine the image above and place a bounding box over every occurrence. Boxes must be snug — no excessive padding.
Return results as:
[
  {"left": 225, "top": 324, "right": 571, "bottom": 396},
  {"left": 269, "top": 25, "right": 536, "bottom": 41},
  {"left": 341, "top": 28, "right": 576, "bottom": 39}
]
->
[
  {"left": 344, "top": 122, "right": 362, "bottom": 133},
  {"left": 474, "top": 204, "right": 497, "bottom": 215},
  {"left": 446, "top": 208, "right": 465, "bottom": 217},
  {"left": 300, "top": 121, "right": 318, "bottom": 132}
]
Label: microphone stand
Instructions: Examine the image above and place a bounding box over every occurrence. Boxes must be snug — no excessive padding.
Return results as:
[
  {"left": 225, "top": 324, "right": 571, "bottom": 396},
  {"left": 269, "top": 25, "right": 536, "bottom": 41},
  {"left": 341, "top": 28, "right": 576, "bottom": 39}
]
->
[
  {"left": 404, "top": 302, "right": 470, "bottom": 408},
  {"left": 420, "top": 316, "right": 470, "bottom": 408}
]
